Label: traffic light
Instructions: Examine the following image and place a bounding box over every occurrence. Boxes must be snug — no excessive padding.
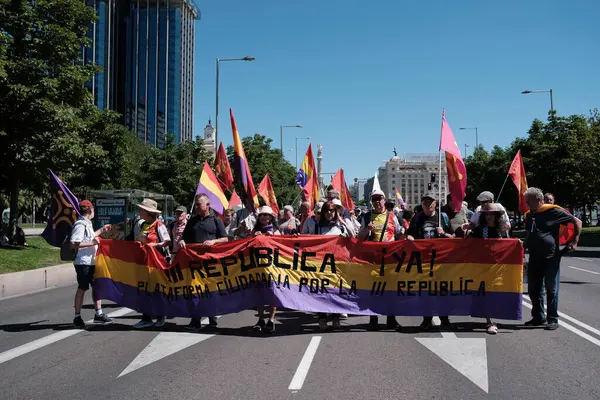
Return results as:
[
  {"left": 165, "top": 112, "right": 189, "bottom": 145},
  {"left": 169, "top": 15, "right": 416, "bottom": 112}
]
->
[
  {"left": 427, "top": 183, "right": 432, "bottom": 190},
  {"left": 430, "top": 173, "right": 436, "bottom": 183}
]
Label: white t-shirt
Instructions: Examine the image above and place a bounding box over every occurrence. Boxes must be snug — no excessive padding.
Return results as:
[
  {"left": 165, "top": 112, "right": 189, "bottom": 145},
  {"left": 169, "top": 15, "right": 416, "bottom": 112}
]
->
[{"left": 71, "top": 218, "right": 96, "bottom": 266}]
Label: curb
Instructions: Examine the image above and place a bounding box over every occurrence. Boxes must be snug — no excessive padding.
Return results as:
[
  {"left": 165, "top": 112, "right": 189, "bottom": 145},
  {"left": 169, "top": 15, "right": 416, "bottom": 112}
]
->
[{"left": 0, "top": 263, "right": 76, "bottom": 299}]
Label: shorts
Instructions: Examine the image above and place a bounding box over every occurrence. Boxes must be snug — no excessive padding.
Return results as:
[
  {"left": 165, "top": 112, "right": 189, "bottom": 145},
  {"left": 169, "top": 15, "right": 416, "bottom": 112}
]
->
[{"left": 74, "top": 265, "right": 95, "bottom": 290}]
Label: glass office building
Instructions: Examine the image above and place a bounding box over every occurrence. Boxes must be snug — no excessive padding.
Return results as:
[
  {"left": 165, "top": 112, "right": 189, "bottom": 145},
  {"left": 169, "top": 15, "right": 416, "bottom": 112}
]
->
[{"left": 83, "top": 0, "right": 199, "bottom": 147}]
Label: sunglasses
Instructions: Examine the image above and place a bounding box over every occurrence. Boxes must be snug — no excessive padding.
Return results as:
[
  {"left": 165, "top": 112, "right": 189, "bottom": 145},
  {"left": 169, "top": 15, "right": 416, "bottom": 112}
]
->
[
  {"left": 258, "top": 213, "right": 272, "bottom": 218},
  {"left": 325, "top": 209, "right": 336, "bottom": 213}
]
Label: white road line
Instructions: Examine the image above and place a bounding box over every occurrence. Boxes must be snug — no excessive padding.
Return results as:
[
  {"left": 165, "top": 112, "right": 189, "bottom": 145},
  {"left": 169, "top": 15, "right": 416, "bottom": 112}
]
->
[
  {"left": 521, "top": 301, "right": 600, "bottom": 347},
  {"left": 0, "top": 307, "right": 133, "bottom": 366},
  {"left": 432, "top": 316, "right": 456, "bottom": 338},
  {"left": 568, "top": 266, "right": 600, "bottom": 275},
  {"left": 523, "top": 296, "right": 600, "bottom": 337},
  {"left": 574, "top": 257, "right": 595, "bottom": 263},
  {"left": 288, "top": 336, "right": 322, "bottom": 391}
]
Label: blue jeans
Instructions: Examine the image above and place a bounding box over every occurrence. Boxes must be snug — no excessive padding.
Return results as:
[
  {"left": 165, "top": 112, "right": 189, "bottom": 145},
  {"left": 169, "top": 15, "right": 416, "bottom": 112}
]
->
[{"left": 527, "top": 256, "right": 560, "bottom": 323}]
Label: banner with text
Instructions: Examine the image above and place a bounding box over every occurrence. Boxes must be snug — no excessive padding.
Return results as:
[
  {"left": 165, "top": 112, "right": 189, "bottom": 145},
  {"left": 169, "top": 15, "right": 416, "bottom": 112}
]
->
[{"left": 94, "top": 236, "right": 524, "bottom": 320}]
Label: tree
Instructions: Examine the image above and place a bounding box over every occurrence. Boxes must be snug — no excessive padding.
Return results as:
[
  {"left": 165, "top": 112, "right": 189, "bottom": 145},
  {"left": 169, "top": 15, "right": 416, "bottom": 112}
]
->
[
  {"left": 0, "top": 0, "right": 97, "bottom": 230},
  {"left": 227, "top": 134, "right": 300, "bottom": 208}
]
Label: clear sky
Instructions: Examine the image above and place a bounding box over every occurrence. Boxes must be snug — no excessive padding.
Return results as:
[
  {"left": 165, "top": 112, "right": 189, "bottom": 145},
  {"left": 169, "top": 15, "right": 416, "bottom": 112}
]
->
[{"left": 193, "top": 0, "right": 600, "bottom": 184}]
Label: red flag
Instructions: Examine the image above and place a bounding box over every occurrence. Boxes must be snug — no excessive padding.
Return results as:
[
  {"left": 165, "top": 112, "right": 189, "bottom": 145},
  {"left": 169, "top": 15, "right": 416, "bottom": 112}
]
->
[
  {"left": 228, "top": 190, "right": 242, "bottom": 211},
  {"left": 214, "top": 142, "right": 233, "bottom": 191},
  {"left": 302, "top": 175, "right": 316, "bottom": 209},
  {"left": 508, "top": 150, "right": 529, "bottom": 214},
  {"left": 257, "top": 174, "right": 279, "bottom": 214},
  {"left": 331, "top": 168, "right": 355, "bottom": 211},
  {"left": 439, "top": 110, "right": 467, "bottom": 212}
]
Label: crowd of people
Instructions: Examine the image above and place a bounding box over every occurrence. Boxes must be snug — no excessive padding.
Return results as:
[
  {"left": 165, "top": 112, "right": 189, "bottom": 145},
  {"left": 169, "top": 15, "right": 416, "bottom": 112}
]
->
[{"left": 68, "top": 186, "right": 582, "bottom": 336}]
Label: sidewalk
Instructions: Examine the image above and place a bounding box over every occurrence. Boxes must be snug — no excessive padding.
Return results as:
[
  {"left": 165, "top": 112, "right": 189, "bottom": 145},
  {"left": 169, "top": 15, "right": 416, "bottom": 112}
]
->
[
  {"left": 0, "top": 262, "right": 75, "bottom": 299},
  {"left": 23, "top": 228, "right": 44, "bottom": 236}
]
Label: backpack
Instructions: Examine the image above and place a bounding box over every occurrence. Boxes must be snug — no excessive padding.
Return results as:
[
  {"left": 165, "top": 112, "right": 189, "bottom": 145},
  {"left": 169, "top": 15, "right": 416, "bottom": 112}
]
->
[{"left": 60, "top": 220, "right": 86, "bottom": 261}]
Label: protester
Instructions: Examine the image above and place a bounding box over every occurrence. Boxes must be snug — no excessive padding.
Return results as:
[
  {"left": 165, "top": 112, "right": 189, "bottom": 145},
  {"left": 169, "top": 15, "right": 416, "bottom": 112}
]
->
[
  {"left": 251, "top": 206, "right": 281, "bottom": 333},
  {"left": 130, "top": 199, "right": 171, "bottom": 329},
  {"left": 406, "top": 193, "right": 452, "bottom": 331},
  {"left": 523, "top": 187, "right": 582, "bottom": 330},
  {"left": 307, "top": 201, "right": 348, "bottom": 330},
  {"left": 466, "top": 191, "right": 510, "bottom": 234},
  {"left": 467, "top": 203, "right": 509, "bottom": 334},
  {"left": 70, "top": 200, "right": 112, "bottom": 328},
  {"left": 301, "top": 201, "right": 323, "bottom": 234},
  {"left": 358, "top": 189, "right": 405, "bottom": 331},
  {"left": 298, "top": 201, "right": 312, "bottom": 233},
  {"left": 463, "top": 201, "right": 474, "bottom": 221},
  {"left": 169, "top": 206, "right": 188, "bottom": 253},
  {"left": 223, "top": 208, "right": 236, "bottom": 240},
  {"left": 327, "top": 189, "right": 351, "bottom": 218},
  {"left": 279, "top": 205, "right": 300, "bottom": 235},
  {"left": 180, "top": 193, "right": 229, "bottom": 331},
  {"left": 442, "top": 194, "right": 469, "bottom": 238},
  {"left": 332, "top": 199, "right": 356, "bottom": 238},
  {"left": 544, "top": 193, "right": 555, "bottom": 205},
  {"left": 401, "top": 210, "right": 413, "bottom": 229}
]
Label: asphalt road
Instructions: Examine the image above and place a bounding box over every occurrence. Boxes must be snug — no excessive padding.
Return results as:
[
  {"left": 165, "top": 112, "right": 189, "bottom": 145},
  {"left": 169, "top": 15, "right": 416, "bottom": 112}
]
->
[{"left": 1, "top": 252, "right": 599, "bottom": 400}]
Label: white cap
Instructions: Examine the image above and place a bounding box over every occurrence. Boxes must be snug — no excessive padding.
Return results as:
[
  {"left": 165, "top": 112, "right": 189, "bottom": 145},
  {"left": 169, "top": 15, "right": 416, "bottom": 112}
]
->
[
  {"left": 371, "top": 189, "right": 385, "bottom": 198},
  {"left": 332, "top": 199, "right": 343, "bottom": 208}
]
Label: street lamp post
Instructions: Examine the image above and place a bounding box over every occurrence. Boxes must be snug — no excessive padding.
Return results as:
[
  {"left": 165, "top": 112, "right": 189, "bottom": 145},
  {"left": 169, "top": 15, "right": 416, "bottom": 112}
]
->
[
  {"left": 215, "top": 56, "right": 255, "bottom": 146},
  {"left": 459, "top": 127, "right": 478, "bottom": 149},
  {"left": 295, "top": 136, "right": 311, "bottom": 169},
  {"left": 521, "top": 89, "right": 553, "bottom": 111},
  {"left": 464, "top": 143, "right": 470, "bottom": 157},
  {"left": 280, "top": 125, "right": 303, "bottom": 154}
]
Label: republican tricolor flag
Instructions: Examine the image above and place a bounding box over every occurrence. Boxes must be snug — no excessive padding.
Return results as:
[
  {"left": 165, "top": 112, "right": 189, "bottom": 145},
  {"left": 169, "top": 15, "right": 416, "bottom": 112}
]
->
[
  {"left": 296, "top": 144, "right": 319, "bottom": 207},
  {"left": 394, "top": 187, "right": 404, "bottom": 206},
  {"left": 230, "top": 109, "right": 259, "bottom": 211},
  {"left": 195, "top": 162, "right": 228, "bottom": 215},
  {"left": 439, "top": 110, "right": 467, "bottom": 212}
]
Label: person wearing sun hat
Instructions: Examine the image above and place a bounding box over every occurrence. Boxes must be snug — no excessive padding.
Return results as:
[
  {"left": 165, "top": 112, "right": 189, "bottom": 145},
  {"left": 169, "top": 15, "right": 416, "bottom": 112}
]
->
[
  {"left": 251, "top": 206, "right": 281, "bottom": 333},
  {"left": 129, "top": 198, "right": 171, "bottom": 329}
]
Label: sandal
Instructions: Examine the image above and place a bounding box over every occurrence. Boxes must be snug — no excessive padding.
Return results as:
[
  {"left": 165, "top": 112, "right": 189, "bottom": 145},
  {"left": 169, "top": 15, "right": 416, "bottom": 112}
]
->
[{"left": 486, "top": 323, "right": 498, "bottom": 335}]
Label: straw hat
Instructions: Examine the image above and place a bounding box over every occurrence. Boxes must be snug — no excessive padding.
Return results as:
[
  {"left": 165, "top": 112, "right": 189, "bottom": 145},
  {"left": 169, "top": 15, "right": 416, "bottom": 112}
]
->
[
  {"left": 257, "top": 206, "right": 276, "bottom": 217},
  {"left": 137, "top": 199, "right": 162, "bottom": 214},
  {"left": 481, "top": 203, "right": 504, "bottom": 214}
]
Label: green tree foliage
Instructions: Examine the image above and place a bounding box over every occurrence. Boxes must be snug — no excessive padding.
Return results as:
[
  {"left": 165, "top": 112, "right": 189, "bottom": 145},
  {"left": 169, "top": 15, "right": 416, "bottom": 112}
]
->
[{"left": 227, "top": 134, "right": 300, "bottom": 208}]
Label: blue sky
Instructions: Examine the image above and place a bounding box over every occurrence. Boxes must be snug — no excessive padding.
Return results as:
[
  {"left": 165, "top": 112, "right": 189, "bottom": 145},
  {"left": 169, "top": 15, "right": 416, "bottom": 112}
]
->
[{"left": 193, "top": 0, "right": 599, "bottom": 183}]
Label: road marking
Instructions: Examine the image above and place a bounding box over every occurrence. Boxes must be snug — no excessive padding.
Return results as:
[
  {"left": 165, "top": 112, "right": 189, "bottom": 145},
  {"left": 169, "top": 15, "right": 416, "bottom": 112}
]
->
[
  {"left": 523, "top": 295, "right": 600, "bottom": 337},
  {"left": 415, "top": 317, "right": 488, "bottom": 393},
  {"left": 568, "top": 266, "right": 600, "bottom": 275},
  {"left": 521, "top": 300, "right": 600, "bottom": 347},
  {"left": 574, "top": 257, "right": 595, "bottom": 263},
  {"left": 0, "top": 307, "right": 133, "bottom": 365},
  {"left": 288, "top": 336, "right": 322, "bottom": 391}
]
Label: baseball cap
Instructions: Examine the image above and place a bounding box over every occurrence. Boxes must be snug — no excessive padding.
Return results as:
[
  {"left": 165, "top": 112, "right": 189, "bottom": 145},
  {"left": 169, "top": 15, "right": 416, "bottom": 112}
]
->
[
  {"left": 175, "top": 206, "right": 187, "bottom": 213},
  {"left": 283, "top": 205, "right": 294, "bottom": 213},
  {"left": 79, "top": 200, "right": 94, "bottom": 209},
  {"left": 332, "top": 199, "right": 343, "bottom": 208},
  {"left": 371, "top": 189, "right": 385, "bottom": 198},
  {"left": 477, "top": 191, "right": 494, "bottom": 203},
  {"left": 421, "top": 193, "right": 436, "bottom": 202},
  {"left": 314, "top": 201, "right": 324, "bottom": 213}
]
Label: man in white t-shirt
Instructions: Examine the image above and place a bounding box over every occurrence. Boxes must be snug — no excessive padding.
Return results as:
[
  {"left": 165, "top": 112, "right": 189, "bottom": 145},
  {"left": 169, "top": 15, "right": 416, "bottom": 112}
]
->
[{"left": 70, "top": 200, "right": 112, "bottom": 328}]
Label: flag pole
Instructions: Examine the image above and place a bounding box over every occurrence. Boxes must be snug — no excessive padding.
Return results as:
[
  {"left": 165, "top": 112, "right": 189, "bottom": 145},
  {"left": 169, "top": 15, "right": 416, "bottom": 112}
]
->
[
  {"left": 438, "top": 149, "right": 443, "bottom": 226},
  {"left": 497, "top": 173, "right": 510, "bottom": 202}
]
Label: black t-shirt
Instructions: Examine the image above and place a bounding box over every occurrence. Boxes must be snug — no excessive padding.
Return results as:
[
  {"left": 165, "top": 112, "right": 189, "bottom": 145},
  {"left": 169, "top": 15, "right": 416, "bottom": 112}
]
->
[
  {"left": 407, "top": 212, "right": 445, "bottom": 239},
  {"left": 525, "top": 207, "right": 574, "bottom": 259},
  {"left": 182, "top": 215, "right": 227, "bottom": 244}
]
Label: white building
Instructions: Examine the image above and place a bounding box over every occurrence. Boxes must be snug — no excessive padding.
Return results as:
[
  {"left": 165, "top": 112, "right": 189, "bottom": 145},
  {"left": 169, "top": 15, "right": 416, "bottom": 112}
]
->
[
  {"left": 378, "top": 154, "right": 449, "bottom": 210},
  {"left": 203, "top": 119, "right": 216, "bottom": 154}
]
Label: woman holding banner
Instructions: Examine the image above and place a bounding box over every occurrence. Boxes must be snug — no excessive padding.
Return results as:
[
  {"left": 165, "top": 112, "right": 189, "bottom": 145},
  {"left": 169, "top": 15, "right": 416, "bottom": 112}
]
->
[
  {"left": 252, "top": 206, "right": 281, "bottom": 333},
  {"left": 304, "top": 201, "right": 349, "bottom": 330},
  {"left": 467, "top": 202, "right": 509, "bottom": 334}
]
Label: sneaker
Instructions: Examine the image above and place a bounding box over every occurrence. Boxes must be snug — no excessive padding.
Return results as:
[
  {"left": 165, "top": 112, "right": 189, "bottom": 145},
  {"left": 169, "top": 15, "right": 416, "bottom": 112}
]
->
[
  {"left": 318, "top": 318, "right": 328, "bottom": 331},
  {"left": 93, "top": 313, "right": 113, "bottom": 325},
  {"left": 253, "top": 319, "right": 265, "bottom": 332},
  {"left": 208, "top": 317, "right": 218, "bottom": 327},
  {"left": 339, "top": 313, "right": 348, "bottom": 319},
  {"left": 439, "top": 317, "right": 452, "bottom": 329},
  {"left": 265, "top": 319, "right": 275, "bottom": 333},
  {"left": 486, "top": 323, "right": 498, "bottom": 335},
  {"left": 185, "top": 319, "right": 202, "bottom": 331},
  {"left": 419, "top": 319, "right": 433, "bottom": 331},
  {"left": 73, "top": 316, "right": 85, "bottom": 329},
  {"left": 332, "top": 317, "right": 341, "bottom": 330},
  {"left": 154, "top": 316, "right": 166, "bottom": 328},
  {"left": 133, "top": 320, "right": 155, "bottom": 329},
  {"left": 386, "top": 317, "right": 399, "bottom": 330},
  {"left": 524, "top": 318, "right": 546, "bottom": 326},
  {"left": 545, "top": 321, "right": 559, "bottom": 331},
  {"left": 367, "top": 316, "right": 379, "bottom": 331}
]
